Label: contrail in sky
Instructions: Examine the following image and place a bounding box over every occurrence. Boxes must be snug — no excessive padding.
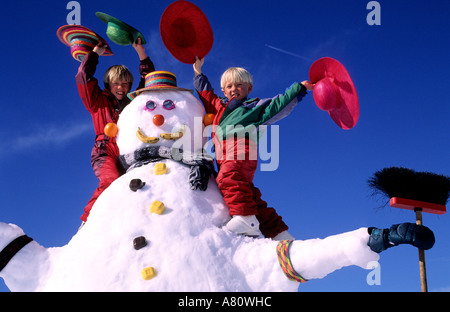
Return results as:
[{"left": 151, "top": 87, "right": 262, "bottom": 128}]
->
[{"left": 265, "top": 44, "right": 312, "bottom": 62}]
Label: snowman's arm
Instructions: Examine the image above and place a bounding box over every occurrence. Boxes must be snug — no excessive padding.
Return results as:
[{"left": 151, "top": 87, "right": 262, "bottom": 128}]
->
[{"left": 234, "top": 228, "right": 379, "bottom": 291}]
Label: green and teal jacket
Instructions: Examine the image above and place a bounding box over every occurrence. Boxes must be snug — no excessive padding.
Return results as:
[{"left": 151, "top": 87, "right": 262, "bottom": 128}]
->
[{"left": 194, "top": 74, "right": 307, "bottom": 142}]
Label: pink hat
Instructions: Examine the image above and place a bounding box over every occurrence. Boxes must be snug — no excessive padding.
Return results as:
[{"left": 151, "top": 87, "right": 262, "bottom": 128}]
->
[
  {"left": 309, "top": 57, "right": 359, "bottom": 130},
  {"left": 57, "top": 25, "right": 113, "bottom": 62},
  {"left": 160, "top": 0, "right": 213, "bottom": 64}
]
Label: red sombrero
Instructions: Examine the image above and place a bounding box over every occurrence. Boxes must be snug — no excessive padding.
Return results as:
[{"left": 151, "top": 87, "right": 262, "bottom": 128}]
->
[
  {"left": 309, "top": 57, "right": 359, "bottom": 130},
  {"left": 160, "top": 0, "right": 213, "bottom": 64},
  {"left": 57, "top": 25, "right": 113, "bottom": 62}
]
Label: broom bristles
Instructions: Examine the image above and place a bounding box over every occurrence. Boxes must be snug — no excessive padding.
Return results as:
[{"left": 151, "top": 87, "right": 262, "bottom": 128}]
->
[{"left": 368, "top": 166, "right": 450, "bottom": 206}]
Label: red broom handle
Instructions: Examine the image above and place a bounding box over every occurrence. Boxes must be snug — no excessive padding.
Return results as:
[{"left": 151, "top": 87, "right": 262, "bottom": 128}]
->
[{"left": 415, "top": 208, "right": 428, "bottom": 292}]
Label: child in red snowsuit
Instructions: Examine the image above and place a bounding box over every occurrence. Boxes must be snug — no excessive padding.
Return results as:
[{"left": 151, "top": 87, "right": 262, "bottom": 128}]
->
[
  {"left": 193, "top": 57, "right": 314, "bottom": 239},
  {"left": 76, "top": 39, "right": 155, "bottom": 222}
]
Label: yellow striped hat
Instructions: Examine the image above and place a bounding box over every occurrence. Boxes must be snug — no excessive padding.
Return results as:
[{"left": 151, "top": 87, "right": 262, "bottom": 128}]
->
[
  {"left": 57, "top": 25, "right": 113, "bottom": 62},
  {"left": 128, "top": 71, "right": 192, "bottom": 100}
]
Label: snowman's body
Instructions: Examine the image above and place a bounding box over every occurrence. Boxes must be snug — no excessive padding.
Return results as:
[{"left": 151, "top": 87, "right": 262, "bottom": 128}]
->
[
  {"left": 0, "top": 86, "right": 379, "bottom": 292},
  {"left": 43, "top": 160, "right": 247, "bottom": 291}
]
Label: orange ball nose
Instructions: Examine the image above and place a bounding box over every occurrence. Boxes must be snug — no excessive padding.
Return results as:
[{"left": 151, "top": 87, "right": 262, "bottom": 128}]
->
[{"left": 153, "top": 114, "right": 165, "bottom": 126}]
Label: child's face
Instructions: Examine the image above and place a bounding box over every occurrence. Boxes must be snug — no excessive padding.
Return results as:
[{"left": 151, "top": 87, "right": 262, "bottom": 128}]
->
[
  {"left": 222, "top": 81, "right": 253, "bottom": 102},
  {"left": 110, "top": 80, "right": 131, "bottom": 101}
]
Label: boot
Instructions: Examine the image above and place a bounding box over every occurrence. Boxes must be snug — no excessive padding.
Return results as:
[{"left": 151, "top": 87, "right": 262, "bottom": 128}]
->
[
  {"left": 225, "top": 215, "right": 263, "bottom": 238},
  {"left": 367, "top": 222, "right": 435, "bottom": 253}
]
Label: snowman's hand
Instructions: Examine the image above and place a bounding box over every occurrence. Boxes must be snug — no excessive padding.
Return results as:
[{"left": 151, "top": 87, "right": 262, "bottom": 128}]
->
[
  {"left": 189, "top": 165, "right": 208, "bottom": 191},
  {"left": 189, "top": 160, "right": 215, "bottom": 191}
]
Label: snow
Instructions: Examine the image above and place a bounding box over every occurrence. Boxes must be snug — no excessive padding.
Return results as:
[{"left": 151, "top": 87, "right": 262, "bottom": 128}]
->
[{"left": 0, "top": 87, "right": 379, "bottom": 292}]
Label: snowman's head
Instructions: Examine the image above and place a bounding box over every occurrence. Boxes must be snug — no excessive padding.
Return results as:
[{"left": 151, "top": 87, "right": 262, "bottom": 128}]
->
[{"left": 117, "top": 89, "right": 206, "bottom": 155}]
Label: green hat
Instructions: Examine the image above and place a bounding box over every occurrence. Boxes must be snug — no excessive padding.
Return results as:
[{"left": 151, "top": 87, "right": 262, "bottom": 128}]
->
[{"left": 96, "top": 12, "right": 146, "bottom": 46}]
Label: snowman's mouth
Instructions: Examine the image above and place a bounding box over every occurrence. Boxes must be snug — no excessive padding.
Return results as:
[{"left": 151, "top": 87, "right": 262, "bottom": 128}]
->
[
  {"left": 136, "top": 125, "right": 185, "bottom": 144},
  {"left": 136, "top": 127, "right": 159, "bottom": 143}
]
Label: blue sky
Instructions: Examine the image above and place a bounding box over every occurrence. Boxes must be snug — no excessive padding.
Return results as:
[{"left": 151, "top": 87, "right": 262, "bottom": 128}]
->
[{"left": 1, "top": 0, "right": 449, "bottom": 292}]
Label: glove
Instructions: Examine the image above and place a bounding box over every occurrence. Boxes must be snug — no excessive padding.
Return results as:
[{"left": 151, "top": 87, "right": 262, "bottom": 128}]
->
[{"left": 189, "top": 161, "right": 216, "bottom": 191}]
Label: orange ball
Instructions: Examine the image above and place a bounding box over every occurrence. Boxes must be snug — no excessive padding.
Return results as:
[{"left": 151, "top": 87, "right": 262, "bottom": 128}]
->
[
  {"left": 203, "top": 113, "right": 215, "bottom": 126},
  {"left": 153, "top": 114, "right": 165, "bottom": 127},
  {"left": 104, "top": 123, "right": 118, "bottom": 138}
]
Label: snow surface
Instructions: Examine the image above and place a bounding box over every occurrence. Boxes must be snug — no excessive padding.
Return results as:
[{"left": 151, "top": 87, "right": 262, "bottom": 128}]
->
[{"left": 0, "top": 88, "right": 379, "bottom": 291}]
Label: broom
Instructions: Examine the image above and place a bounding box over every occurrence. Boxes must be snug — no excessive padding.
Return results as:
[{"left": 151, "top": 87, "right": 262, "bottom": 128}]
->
[{"left": 368, "top": 166, "right": 450, "bottom": 292}]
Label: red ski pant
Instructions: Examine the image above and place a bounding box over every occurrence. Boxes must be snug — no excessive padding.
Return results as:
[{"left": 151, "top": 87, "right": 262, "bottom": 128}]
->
[
  {"left": 81, "top": 140, "right": 121, "bottom": 222},
  {"left": 216, "top": 138, "right": 288, "bottom": 238}
]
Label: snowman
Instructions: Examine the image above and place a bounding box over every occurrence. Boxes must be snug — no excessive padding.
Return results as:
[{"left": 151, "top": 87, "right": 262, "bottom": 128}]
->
[{"left": 0, "top": 71, "right": 435, "bottom": 292}]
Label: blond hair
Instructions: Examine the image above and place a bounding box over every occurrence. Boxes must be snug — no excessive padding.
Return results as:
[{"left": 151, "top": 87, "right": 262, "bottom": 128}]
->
[
  {"left": 220, "top": 67, "right": 253, "bottom": 90},
  {"left": 103, "top": 65, "right": 134, "bottom": 90}
]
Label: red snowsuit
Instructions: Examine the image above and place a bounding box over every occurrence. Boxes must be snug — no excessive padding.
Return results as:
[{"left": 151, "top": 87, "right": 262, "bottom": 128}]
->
[
  {"left": 76, "top": 51, "right": 154, "bottom": 222},
  {"left": 194, "top": 74, "right": 307, "bottom": 238}
]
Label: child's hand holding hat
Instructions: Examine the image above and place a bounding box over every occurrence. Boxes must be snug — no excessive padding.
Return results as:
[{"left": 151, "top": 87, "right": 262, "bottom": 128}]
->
[
  {"left": 193, "top": 57, "right": 205, "bottom": 76},
  {"left": 301, "top": 81, "right": 315, "bottom": 91},
  {"left": 93, "top": 42, "right": 107, "bottom": 56}
]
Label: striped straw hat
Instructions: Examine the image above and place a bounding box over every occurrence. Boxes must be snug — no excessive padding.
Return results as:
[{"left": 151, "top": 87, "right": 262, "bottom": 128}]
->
[
  {"left": 57, "top": 25, "right": 113, "bottom": 62},
  {"left": 128, "top": 71, "right": 191, "bottom": 100}
]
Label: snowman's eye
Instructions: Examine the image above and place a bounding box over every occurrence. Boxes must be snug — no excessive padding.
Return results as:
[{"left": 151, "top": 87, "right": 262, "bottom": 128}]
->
[
  {"left": 145, "top": 100, "right": 156, "bottom": 111},
  {"left": 163, "top": 99, "right": 175, "bottom": 110}
]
